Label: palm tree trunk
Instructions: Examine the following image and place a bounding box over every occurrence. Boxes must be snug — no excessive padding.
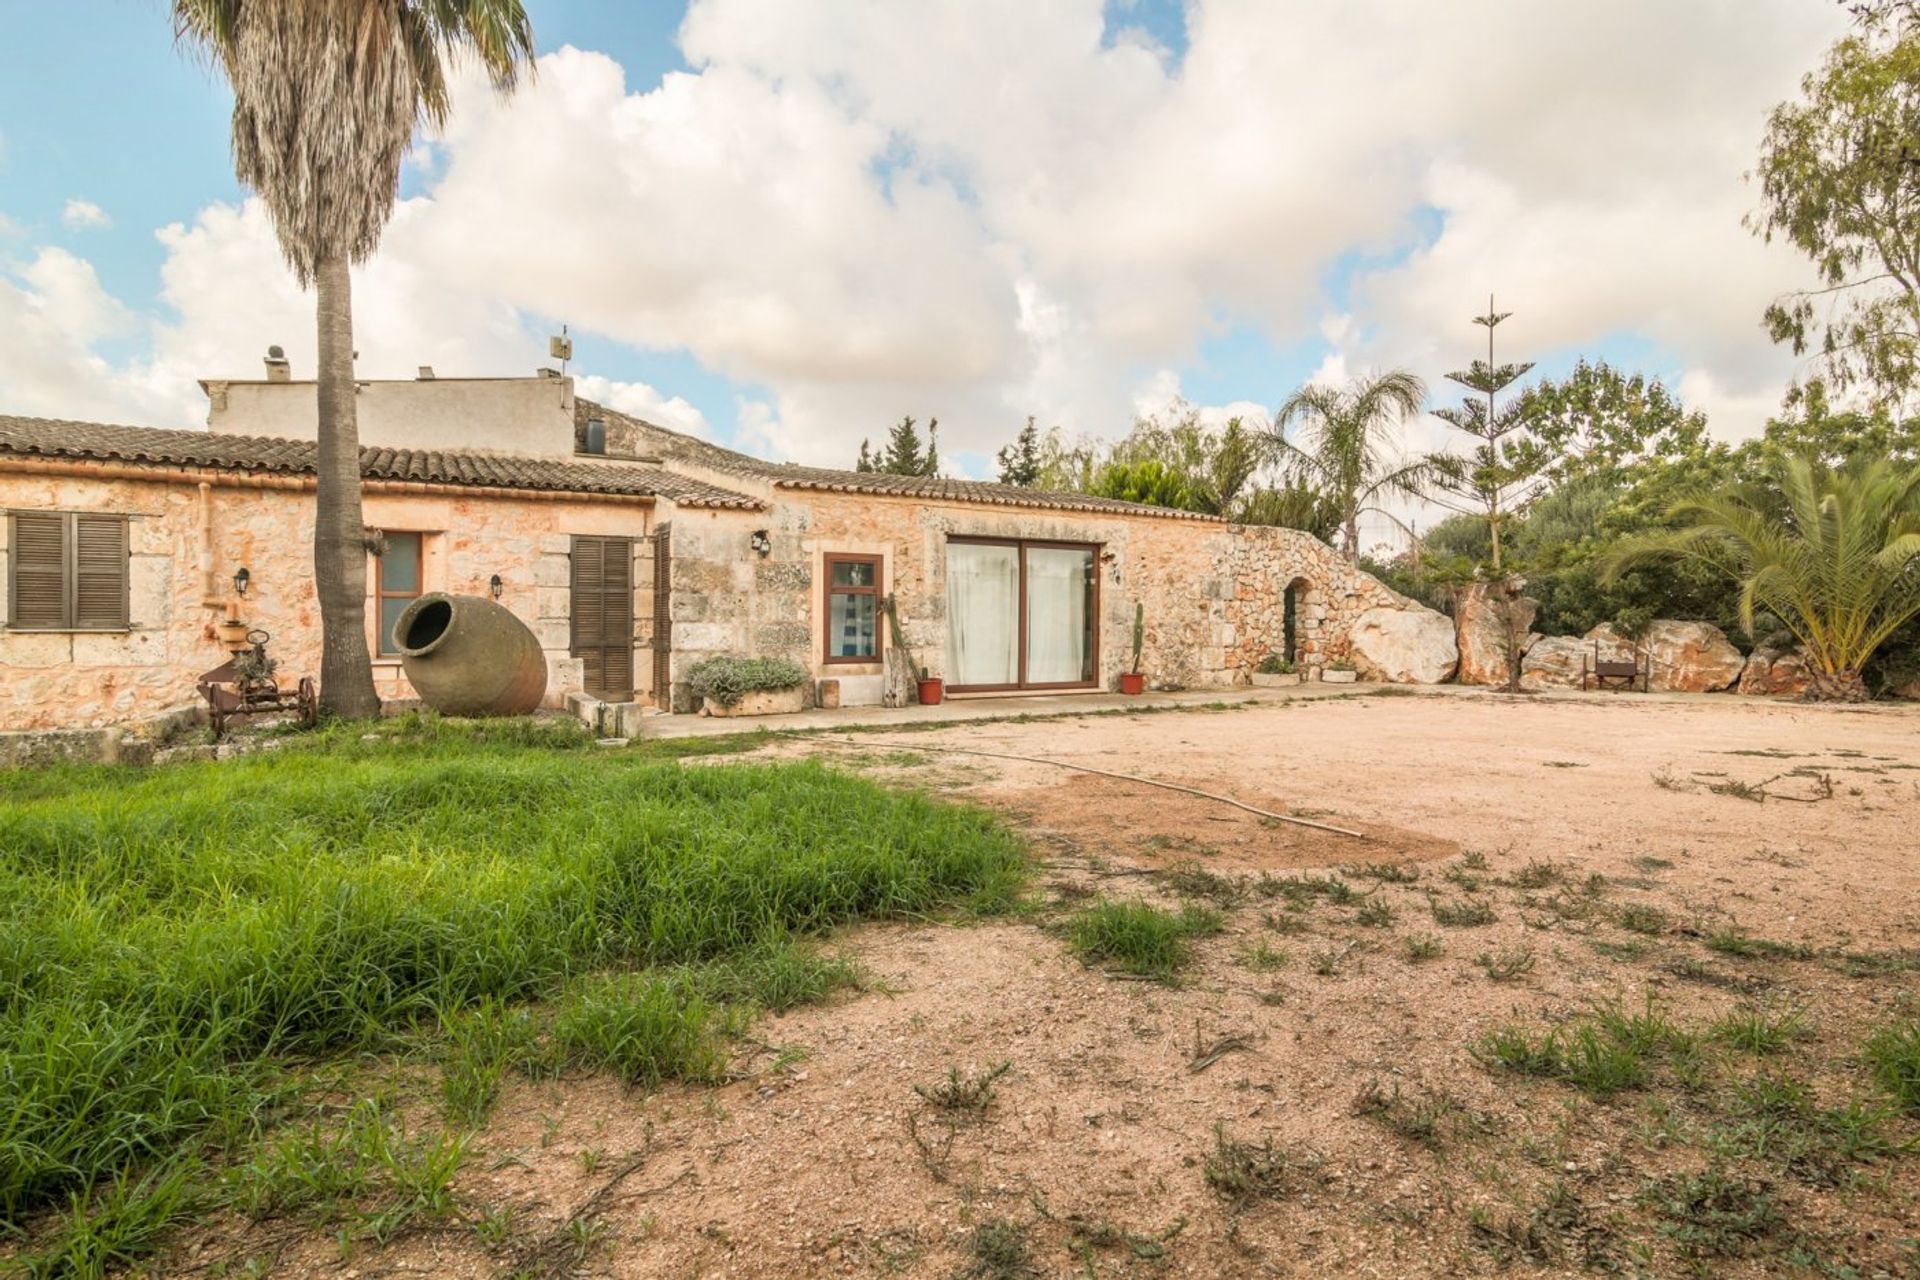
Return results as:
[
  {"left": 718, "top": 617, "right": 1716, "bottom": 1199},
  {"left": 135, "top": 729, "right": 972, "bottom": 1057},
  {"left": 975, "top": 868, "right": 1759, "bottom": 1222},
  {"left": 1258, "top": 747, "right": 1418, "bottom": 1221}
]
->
[
  {"left": 1806, "top": 666, "right": 1869, "bottom": 703},
  {"left": 313, "top": 253, "right": 382, "bottom": 720},
  {"left": 1344, "top": 511, "right": 1359, "bottom": 563}
]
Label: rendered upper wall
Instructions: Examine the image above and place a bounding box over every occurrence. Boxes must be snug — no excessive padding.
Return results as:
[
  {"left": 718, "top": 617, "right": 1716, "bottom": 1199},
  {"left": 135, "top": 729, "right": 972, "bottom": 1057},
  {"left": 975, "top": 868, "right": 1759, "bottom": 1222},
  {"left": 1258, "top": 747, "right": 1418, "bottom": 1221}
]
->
[{"left": 203, "top": 375, "right": 581, "bottom": 459}]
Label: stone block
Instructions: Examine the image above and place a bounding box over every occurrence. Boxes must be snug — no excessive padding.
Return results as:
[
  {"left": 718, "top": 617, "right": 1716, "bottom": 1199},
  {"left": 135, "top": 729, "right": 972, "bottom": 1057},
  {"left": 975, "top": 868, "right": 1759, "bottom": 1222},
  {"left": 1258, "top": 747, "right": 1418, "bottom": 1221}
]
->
[
  {"left": 816, "top": 678, "right": 841, "bottom": 709},
  {"left": 608, "top": 701, "right": 649, "bottom": 739},
  {"left": 536, "top": 587, "right": 570, "bottom": 620},
  {"left": 533, "top": 555, "right": 571, "bottom": 588}
]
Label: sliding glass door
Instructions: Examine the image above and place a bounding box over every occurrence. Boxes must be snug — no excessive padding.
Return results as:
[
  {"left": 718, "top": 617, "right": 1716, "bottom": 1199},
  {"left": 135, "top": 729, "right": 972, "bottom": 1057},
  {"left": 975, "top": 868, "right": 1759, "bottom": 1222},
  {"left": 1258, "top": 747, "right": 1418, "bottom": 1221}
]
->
[{"left": 946, "top": 538, "right": 1098, "bottom": 692}]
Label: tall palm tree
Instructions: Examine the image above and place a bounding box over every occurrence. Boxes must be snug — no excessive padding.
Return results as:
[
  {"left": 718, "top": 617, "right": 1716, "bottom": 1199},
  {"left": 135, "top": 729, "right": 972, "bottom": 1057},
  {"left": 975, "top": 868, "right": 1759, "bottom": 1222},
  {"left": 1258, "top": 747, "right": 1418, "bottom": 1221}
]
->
[
  {"left": 1604, "top": 455, "right": 1920, "bottom": 701},
  {"left": 1270, "top": 370, "right": 1430, "bottom": 561},
  {"left": 173, "top": 0, "right": 535, "bottom": 719}
]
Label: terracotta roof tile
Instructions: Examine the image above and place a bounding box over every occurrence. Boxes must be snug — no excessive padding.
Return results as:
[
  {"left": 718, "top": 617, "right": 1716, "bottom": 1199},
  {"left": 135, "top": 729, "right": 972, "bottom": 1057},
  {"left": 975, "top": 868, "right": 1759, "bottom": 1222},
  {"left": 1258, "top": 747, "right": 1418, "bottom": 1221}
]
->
[
  {"left": 0, "top": 414, "right": 763, "bottom": 509},
  {"left": 575, "top": 398, "right": 1222, "bottom": 522}
]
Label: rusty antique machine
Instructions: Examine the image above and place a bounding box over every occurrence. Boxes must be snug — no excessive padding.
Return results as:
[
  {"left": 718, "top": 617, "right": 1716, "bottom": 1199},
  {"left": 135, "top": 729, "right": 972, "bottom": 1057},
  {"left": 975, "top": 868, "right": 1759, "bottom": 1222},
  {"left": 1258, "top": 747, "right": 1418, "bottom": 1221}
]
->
[{"left": 197, "top": 627, "right": 317, "bottom": 738}]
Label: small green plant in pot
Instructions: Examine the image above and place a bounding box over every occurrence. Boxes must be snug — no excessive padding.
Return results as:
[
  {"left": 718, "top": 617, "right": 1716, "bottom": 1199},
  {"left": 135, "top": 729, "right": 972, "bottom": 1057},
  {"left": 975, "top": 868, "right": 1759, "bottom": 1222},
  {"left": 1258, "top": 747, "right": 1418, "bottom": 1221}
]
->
[
  {"left": 1252, "top": 652, "right": 1298, "bottom": 687},
  {"left": 1120, "top": 602, "right": 1147, "bottom": 694}
]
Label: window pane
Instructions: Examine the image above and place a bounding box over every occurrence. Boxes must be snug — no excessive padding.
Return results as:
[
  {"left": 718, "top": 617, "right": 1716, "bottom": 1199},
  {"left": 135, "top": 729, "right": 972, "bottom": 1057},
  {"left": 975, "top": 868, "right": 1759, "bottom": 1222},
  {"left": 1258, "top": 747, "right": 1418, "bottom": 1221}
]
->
[
  {"left": 378, "top": 596, "right": 412, "bottom": 656},
  {"left": 381, "top": 533, "right": 421, "bottom": 594},
  {"left": 946, "top": 542, "right": 1020, "bottom": 686},
  {"left": 1025, "top": 547, "right": 1095, "bottom": 684},
  {"left": 831, "top": 559, "right": 876, "bottom": 588},
  {"left": 828, "top": 591, "right": 877, "bottom": 658}
]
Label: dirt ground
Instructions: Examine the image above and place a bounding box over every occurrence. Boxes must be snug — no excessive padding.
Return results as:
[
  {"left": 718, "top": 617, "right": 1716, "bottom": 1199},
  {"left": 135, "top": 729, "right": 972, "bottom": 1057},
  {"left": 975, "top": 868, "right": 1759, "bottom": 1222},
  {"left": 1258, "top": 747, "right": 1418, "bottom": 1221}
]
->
[{"left": 198, "top": 692, "right": 1919, "bottom": 1279}]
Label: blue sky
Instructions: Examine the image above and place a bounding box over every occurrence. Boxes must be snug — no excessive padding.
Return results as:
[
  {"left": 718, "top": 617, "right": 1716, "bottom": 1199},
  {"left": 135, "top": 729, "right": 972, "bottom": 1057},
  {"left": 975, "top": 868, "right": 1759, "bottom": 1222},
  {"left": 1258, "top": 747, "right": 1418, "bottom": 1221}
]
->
[{"left": 0, "top": 1, "right": 1837, "bottom": 495}]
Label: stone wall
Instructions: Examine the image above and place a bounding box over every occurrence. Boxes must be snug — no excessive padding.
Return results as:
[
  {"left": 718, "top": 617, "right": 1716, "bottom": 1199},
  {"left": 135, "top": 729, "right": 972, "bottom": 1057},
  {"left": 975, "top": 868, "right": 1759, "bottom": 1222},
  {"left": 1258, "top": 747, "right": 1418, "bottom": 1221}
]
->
[
  {"left": 1, "top": 466, "right": 652, "bottom": 731},
  {"left": 657, "top": 490, "right": 1434, "bottom": 709}
]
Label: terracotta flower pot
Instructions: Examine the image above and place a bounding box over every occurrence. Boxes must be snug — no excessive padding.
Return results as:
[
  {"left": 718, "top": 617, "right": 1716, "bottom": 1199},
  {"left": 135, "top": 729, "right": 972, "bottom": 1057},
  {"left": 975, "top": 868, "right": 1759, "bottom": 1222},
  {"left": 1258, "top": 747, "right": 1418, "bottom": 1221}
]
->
[
  {"left": 1119, "top": 671, "right": 1146, "bottom": 695},
  {"left": 917, "top": 677, "right": 945, "bottom": 706},
  {"left": 215, "top": 618, "right": 252, "bottom": 653}
]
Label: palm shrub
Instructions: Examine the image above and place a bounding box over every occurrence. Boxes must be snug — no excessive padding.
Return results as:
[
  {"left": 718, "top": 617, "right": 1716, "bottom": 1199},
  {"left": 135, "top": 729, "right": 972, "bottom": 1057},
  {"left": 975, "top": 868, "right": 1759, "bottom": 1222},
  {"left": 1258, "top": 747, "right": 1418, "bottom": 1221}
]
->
[{"left": 1603, "top": 454, "right": 1920, "bottom": 700}]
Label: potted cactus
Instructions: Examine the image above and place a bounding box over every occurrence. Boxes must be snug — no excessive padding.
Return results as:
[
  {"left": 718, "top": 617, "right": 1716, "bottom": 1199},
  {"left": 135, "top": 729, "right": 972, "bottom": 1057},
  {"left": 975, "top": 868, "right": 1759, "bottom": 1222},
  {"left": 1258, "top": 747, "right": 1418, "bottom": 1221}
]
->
[{"left": 1119, "top": 602, "right": 1147, "bottom": 695}]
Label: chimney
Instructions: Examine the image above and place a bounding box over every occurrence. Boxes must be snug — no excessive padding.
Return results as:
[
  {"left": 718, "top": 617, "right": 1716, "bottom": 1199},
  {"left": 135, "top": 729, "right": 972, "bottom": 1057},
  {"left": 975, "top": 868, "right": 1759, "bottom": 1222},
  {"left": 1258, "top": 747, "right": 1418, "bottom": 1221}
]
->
[
  {"left": 263, "top": 345, "right": 291, "bottom": 382},
  {"left": 417, "top": 365, "right": 436, "bottom": 380}
]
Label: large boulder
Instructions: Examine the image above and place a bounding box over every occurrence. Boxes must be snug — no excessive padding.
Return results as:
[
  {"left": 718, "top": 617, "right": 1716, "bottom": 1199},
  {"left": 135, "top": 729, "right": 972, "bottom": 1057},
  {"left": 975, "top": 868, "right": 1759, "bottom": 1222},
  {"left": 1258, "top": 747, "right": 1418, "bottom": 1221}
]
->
[
  {"left": 1348, "top": 606, "right": 1459, "bottom": 684},
  {"left": 1454, "top": 581, "right": 1540, "bottom": 686},
  {"left": 1737, "top": 647, "right": 1812, "bottom": 698},
  {"left": 1591, "top": 620, "right": 1744, "bottom": 693},
  {"left": 1518, "top": 635, "right": 1591, "bottom": 691}
]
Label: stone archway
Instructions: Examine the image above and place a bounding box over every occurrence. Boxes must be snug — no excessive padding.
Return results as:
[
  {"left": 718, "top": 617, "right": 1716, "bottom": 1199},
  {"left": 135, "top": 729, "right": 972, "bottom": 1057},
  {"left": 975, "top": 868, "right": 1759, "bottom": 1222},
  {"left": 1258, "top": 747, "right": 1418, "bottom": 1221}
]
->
[{"left": 1282, "top": 577, "right": 1318, "bottom": 666}]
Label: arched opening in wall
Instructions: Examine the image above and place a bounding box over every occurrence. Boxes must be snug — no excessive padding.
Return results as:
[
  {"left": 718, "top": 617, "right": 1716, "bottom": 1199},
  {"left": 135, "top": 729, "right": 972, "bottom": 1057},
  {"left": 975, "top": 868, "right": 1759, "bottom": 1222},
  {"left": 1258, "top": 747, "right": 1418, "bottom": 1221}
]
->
[{"left": 1283, "top": 578, "right": 1312, "bottom": 665}]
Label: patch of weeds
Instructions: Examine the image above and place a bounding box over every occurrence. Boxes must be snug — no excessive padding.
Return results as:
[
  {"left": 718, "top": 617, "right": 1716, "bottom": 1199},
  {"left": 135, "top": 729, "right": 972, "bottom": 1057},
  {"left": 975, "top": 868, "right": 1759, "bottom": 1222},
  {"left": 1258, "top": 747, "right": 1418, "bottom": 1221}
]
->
[
  {"left": 913, "top": 1062, "right": 1011, "bottom": 1117},
  {"left": 1634, "top": 855, "right": 1676, "bottom": 872},
  {"left": 1542, "top": 760, "right": 1587, "bottom": 769},
  {"left": 1715, "top": 1072, "right": 1906, "bottom": 1186},
  {"left": 1475, "top": 998, "right": 1683, "bottom": 1099},
  {"left": 1402, "top": 933, "right": 1443, "bottom": 962},
  {"left": 1865, "top": 1019, "right": 1920, "bottom": 1112},
  {"left": 1651, "top": 767, "right": 1690, "bottom": 791},
  {"left": 1256, "top": 873, "right": 1357, "bottom": 906},
  {"left": 1707, "top": 777, "right": 1769, "bottom": 802},
  {"left": 1344, "top": 862, "right": 1421, "bottom": 884},
  {"left": 1469, "top": 1181, "right": 1616, "bottom": 1270},
  {"left": 1353, "top": 896, "right": 1397, "bottom": 928},
  {"left": 1834, "top": 948, "right": 1920, "bottom": 979},
  {"left": 1555, "top": 1025, "right": 1654, "bottom": 1096},
  {"left": 1351, "top": 1080, "right": 1488, "bottom": 1149},
  {"left": 1458, "top": 850, "right": 1490, "bottom": 871},
  {"left": 1506, "top": 859, "right": 1566, "bottom": 889},
  {"left": 551, "top": 972, "right": 733, "bottom": 1086},
  {"left": 1616, "top": 903, "right": 1669, "bottom": 936},
  {"left": 1067, "top": 899, "right": 1222, "bottom": 980},
  {"left": 1711, "top": 1005, "right": 1810, "bottom": 1055},
  {"left": 1238, "top": 941, "right": 1289, "bottom": 972},
  {"left": 959, "top": 1218, "right": 1035, "bottom": 1280},
  {"left": 1063, "top": 1214, "right": 1186, "bottom": 1268},
  {"left": 1705, "top": 926, "right": 1813, "bottom": 961},
  {"left": 438, "top": 996, "right": 539, "bottom": 1126},
  {"left": 1663, "top": 955, "right": 1770, "bottom": 994},
  {"left": 1309, "top": 941, "right": 1358, "bottom": 977},
  {"left": 1156, "top": 860, "right": 1244, "bottom": 907},
  {"left": 1429, "top": 896, "right": 1498, "bottom": 927},
  {"left": 1643, "top": 1166, "right": 1784, "bottom": 1261},
  {"left": 1590, "top": 938, "right": 1650, "bottom": 961},
  {"left": 1201, "top": 1126, "right": 1326, "bottom": 1206},
  {"left": 1261, "top": 908, "right": 1310, "bottom": 936},
  {"left": 1475, "top": 947, "right": 1537, "bottom": 983}
]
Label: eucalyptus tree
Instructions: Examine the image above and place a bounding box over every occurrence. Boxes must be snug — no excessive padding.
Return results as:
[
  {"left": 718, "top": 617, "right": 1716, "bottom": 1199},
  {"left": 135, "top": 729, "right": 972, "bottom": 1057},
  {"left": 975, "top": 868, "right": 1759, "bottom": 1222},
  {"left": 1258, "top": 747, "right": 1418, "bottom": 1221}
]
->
[
  {"left": 173, "top": 0, "right": 535, "bottom": 718},
  {"left": 1269, "top": 369, "right": 1429, "bottom": 561}
]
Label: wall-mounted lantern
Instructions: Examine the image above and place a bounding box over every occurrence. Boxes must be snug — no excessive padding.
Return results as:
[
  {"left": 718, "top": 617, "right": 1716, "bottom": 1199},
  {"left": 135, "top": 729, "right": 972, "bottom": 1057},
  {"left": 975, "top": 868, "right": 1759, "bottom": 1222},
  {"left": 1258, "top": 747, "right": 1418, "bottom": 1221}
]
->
[
  {"left": 749, "top": 529, "right": 772, "bottom": 558},
  {"left": 489, "top": 573, "right": 504, "bottom": 600},
  {"left": 233, "top": 566, "right": 251, "bottom": 597}
]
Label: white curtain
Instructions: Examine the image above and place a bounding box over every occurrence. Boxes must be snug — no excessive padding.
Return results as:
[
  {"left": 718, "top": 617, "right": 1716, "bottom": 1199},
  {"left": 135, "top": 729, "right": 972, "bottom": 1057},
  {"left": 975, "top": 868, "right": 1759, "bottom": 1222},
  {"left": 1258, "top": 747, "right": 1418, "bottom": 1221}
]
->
[
  {"left": 1025, "top": 547, "right": 1092, "bottom": 684},
  {"left": 947, "top": 543, "right": 1019, "bottom": 686}
]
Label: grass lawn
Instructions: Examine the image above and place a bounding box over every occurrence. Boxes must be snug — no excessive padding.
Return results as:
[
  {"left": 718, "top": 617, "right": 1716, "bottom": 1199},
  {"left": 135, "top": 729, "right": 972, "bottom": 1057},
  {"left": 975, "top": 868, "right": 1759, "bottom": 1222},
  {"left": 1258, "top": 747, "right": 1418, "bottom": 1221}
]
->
[{"left": 0, "top": 715, "right": 1025, "bottom": 1274}]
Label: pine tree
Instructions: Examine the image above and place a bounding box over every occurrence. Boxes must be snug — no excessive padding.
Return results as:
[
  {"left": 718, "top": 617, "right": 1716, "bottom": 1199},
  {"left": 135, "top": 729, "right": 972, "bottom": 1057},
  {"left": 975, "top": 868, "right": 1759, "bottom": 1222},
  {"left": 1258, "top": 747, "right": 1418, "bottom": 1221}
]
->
[
  {"left": 996, "top": 417, "right": 1043, "bottom": 485},
  {"left": 857, "top": 415, "right": 941, "bottom": 476},
  {"left": 1427, "top": 298, "right": 1551, "bottom": 573}
]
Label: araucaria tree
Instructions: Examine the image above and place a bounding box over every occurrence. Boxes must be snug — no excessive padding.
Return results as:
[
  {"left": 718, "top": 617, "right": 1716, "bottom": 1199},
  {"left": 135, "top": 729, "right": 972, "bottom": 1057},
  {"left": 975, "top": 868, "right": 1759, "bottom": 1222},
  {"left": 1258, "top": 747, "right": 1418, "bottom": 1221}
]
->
[
  {"left": 174, "top": 0, "right": 535, "bottom": 719},
  {"left": 1428, "top": 299, "right": 1550, "bottom": 573},
  {"left": 1752, "top": 30, "right": 1920, "bottom": 406},
  {"left": 856, "top": 416, "right": 940, "bottom": 475},
  {"left": 1605, "top": 455, "right": 1920, "bottom": 701},
  {"left": 1270, "top": 370, "right": 1429, "bottom": 562}
]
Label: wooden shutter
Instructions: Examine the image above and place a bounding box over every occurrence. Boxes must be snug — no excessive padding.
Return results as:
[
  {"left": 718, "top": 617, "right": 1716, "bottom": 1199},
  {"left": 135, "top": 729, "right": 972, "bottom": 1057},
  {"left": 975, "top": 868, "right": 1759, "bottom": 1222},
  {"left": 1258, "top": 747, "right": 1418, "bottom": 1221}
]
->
[
  {"left": 651, "top": 526, "right": 673, "bottom": 709},
  {"left": 569, "top": 535, "right": 635, "bottom": 700},
  {"left": 571, "top": 536, "right": 607, "bottom": 695},
  {"left": 74, "top": 515, "right": 130, "bottom": 630},
  {"left": 9, "top": 512, "right": 68, "bottom": 629}
]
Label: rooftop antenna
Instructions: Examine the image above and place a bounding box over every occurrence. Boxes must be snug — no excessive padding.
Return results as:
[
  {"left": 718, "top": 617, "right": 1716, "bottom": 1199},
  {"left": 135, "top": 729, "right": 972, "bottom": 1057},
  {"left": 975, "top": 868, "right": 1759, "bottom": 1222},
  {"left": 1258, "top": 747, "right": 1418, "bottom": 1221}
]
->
[{"left": 548, "top": 324, "right": 573, "bottom": 377}]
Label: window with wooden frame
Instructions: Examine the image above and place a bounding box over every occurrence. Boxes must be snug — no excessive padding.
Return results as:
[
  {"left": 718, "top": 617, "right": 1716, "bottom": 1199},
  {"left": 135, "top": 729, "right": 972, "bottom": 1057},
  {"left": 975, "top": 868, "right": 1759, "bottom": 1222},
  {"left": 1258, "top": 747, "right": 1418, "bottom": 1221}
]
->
[
  {"left": 6, "top": 511, "right": 130, "bottom": 632},
  {"left": 823, "top": 553, "right": 883, "bottom": 663},
  {"left": 373, "top": 532, "right": 424, "bottom": 657}
]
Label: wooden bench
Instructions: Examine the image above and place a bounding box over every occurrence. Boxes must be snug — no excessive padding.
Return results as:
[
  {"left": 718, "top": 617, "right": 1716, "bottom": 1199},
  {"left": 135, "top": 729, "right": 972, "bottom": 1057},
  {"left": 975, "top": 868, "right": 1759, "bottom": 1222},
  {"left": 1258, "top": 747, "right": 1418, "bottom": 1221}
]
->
[{"left": 1582, "top": 643, "right": 1648, "bottom": 692}]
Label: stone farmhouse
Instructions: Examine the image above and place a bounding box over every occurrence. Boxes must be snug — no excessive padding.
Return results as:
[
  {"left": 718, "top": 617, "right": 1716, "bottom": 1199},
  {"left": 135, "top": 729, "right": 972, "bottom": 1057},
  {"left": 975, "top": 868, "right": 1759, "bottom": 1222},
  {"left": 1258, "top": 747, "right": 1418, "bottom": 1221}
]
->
[{"left": 0, "top": 359, "right": 1459, "bottom": 734}]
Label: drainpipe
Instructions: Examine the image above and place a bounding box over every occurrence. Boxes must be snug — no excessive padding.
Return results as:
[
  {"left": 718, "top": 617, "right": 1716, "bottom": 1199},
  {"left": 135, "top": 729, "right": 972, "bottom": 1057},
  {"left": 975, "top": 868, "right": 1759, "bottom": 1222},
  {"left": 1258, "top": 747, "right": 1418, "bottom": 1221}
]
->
[{"left": 197, "top": 482, "right": 223, "bottom": 612}]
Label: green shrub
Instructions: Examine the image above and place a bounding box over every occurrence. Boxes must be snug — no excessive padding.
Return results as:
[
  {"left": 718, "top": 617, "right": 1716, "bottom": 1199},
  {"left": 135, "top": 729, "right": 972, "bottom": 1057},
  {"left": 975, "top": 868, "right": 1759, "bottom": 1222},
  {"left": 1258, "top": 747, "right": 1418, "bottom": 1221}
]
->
[
  {"left": 1865, "top": 1019, "right": 1920, "bottom": 1111},
  {"left": 685, "top": 655, "right": 810, "bottom": 708},
  {"left": 1067, "top": 899, "right": 1222, "bottom": 979},
  {"left": 1255, "top": 653, "right": 1294, "bottom": 675}
]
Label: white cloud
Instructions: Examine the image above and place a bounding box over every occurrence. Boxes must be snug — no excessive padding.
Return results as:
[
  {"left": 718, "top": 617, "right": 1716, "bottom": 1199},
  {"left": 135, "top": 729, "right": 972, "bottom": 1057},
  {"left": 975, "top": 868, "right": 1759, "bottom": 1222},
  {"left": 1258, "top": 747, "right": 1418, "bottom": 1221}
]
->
[
  {"left": 60, "top": 198, "right": 112, "bottom": 231},
  {"left": 573, "top": 373, "right": 713, "bottom": 439},
  {"left": 1, "top": 0, "right": 1854, "bottom": 473}
]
